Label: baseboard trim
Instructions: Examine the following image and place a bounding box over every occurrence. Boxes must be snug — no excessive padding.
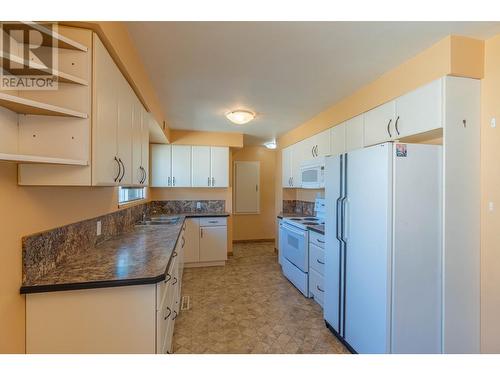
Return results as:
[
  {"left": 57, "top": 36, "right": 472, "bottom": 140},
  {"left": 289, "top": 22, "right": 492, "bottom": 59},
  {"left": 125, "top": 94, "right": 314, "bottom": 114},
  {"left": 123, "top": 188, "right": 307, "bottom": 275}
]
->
[
  {"left": 184, "top": 261, "right": 226, "bottom": 268},
  {"left": 232, "top": 238, "right": 275, "bottom": 243}
]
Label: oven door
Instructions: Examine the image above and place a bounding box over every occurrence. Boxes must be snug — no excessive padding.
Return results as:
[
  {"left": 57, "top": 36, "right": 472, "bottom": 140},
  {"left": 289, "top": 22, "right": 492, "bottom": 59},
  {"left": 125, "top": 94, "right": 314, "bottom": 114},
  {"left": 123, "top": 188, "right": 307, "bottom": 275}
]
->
[{"left": 281, "top": 223, "right": 308, "bottom": 272}]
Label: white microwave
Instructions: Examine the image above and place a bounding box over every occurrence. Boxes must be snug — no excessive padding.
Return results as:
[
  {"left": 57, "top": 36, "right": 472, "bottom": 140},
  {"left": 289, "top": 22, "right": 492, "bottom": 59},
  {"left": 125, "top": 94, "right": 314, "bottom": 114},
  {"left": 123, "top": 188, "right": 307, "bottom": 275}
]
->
[{"left": 300, "top": 158, "right": 325, "bottom": 189}]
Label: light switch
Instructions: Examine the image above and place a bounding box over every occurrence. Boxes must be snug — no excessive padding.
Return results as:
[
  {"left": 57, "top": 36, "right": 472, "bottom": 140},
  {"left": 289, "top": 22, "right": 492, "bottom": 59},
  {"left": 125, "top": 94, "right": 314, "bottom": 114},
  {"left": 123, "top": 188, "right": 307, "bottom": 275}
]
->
[
  {"left": 491, "top": 118, "right": 496, "bottom": 128},
  {"left": 488, "top": 202, "right": 494, "bottom": 212},
  {"left": 96, "top": 220, "right": 102, "bottom": 236}
]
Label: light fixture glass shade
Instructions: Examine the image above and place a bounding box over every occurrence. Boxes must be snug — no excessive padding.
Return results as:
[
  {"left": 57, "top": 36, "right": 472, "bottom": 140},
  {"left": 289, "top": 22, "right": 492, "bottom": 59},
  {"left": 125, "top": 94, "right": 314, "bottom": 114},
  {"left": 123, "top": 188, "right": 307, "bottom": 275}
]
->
[
  {"left": 265, "top": 140, "right": 277, "bottom": 149},
  {"left": 225, "top": 110, "right": 255, "bottom": 125}
]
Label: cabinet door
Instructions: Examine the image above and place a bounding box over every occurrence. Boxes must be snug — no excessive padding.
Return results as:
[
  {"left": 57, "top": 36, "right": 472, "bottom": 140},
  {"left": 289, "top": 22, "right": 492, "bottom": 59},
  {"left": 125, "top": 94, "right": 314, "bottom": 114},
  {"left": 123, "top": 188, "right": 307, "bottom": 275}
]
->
[
  {"left": 199, "top": 226, "right": 227, "bottom": 262},
  {"left": 396, "top": 78, "right": 443, "bottom": 138},
  {"left": 171, "top": 145, "right": 192, "bottom": 187},
  {"left": 141, "top": 109, "right": 150, "bottom": 186},
  {"left": 131, "top": 97, "right": 143, "bottom": 186},
  {"left": 210, "top": 146, "right": 229, "bottom": 187},
  {"left": 184, "top": 218, "right": 200, "bottom": 263},
  {"left": 315, "top": 129, "right": 332, "bottom": 157},
  {"left": 364, "top": 100, "right": 396, "bottom": 147},
  {"left": 92, "top": 36, "right": 118, "bottom": 186},
  {"left": 192, "top": 146, "right": 211, "bottom": 187},
  {"left": 330, "top": 122, "right": 346, "bottom": 156},
  {"left": 116, "top": 74, "right": 134, "bottom": 186},
  {"left": 346, "top": 114, "right": 364, "bottom": 152},
  {"left": 291, "top": 142, "right": 303, "bottom": 187},
  {"left": 150, "top": 144, "right": 171, "bottom": 187},
  {"left": 282, "top": 147, "right": 293, "bottom": 188}
]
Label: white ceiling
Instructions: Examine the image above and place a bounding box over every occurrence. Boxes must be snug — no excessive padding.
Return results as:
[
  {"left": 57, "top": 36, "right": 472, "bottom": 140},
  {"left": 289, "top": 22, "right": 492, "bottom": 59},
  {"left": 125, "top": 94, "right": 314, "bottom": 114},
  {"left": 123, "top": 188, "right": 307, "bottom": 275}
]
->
[{"left": 127, "top": 22, "right": 500, "bottom": 145}]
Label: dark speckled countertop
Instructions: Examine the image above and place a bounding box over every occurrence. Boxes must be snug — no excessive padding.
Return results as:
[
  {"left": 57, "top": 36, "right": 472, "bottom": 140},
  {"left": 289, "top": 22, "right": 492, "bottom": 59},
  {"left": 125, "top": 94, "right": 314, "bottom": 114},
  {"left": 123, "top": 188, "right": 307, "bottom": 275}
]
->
[{"left": 20, "top": 212, "right": 229, "bottom": 294}]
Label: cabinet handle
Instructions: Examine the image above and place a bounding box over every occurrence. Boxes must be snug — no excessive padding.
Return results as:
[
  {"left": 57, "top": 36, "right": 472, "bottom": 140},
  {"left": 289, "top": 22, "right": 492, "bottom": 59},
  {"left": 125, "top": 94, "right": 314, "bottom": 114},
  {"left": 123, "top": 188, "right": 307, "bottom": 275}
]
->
[
  {"left": 143, "top": 169, "right": 147, "bottom": 184},
  {"left": 172, "top": 277, "right": 177, "bottom": 285},
  {"left": 139, "top": 166, "right": 144, "bottom": 184},
  {"left": 208, "top": 177, "right": 210, "bottom": 186},
  {"left": 200, "top": 228, "right": 203, "bottom": 238},
  {"left": 118, "top": 158, "right": 125, "bottom": 182},
  {"left": 212, "top": 177, "right": 215, "bottom": 186},
  {"left": 164, "top": 274, "right": 172, "bottom": 283},
  {"left": 316, "top": 285, "right": 325, "bottom": 293},
  {"left": 256, "top": 184, "right": 258, "bottom": 192},
  {"left": 114, "top": 156, "right": 121, "bottom": 182},
  {"left": 314, "top": 145, "right": 318, "bottom": 157},
  {"left": 317, "top": 239, "right": 325, "bottom": 244},
  {"left": 172, "top": 251, "right": 178, "bottom": 258},
  {"left": 173, "top": 311, "right": 178, "bottom": 320},
  {"left": 164, "top": 307, "right": 171, "bottom": 320},
  {"left": 387, "top": 119, "right": 392, "bottom": 138},
  {"left": 316, "top": 259, "right": 325, "bottom": 265},
  {"left": 181, "top": 236, "right": 185, "bottom": 248},
  {"left": 172, "top": 176, "right": 176, "bottom": 186},
  {"left": 168, "top": 176, "right": 171, "bottom": 186},
  {"left": 395, "top": 116, "right": 400, "bottom": 136},
  {"left": 311, "top": 146, "right": 314, "bottom": 157},
  {"left": 208, "top": 220, "right": 218, "bottom": 224}
]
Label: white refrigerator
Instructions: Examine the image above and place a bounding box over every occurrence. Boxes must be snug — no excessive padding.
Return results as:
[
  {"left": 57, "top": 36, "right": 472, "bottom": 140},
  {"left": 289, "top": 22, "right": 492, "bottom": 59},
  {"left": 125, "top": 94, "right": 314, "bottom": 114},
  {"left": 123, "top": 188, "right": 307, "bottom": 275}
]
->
[{"left": 324, "top": 142, "right": 442, "bottom": 354}]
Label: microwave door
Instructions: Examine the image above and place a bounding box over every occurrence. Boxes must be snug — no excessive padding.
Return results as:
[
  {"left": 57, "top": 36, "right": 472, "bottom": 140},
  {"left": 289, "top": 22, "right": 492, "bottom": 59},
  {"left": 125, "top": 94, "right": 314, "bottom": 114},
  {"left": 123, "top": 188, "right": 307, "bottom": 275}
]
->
[{"left": 301, "top": 167, "right": 320, "bottom": 189}]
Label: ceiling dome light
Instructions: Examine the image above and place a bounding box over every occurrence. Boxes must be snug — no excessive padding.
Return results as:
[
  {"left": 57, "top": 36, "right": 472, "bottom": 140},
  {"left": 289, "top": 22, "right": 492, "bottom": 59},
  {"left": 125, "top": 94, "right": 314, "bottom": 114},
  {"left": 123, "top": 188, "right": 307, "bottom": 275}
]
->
[
  {"left": 265, "top": 140, "right": 277, "bottom": 149},
  {"left": 225, "top": 109, "right": 255, "bottom": 125}
]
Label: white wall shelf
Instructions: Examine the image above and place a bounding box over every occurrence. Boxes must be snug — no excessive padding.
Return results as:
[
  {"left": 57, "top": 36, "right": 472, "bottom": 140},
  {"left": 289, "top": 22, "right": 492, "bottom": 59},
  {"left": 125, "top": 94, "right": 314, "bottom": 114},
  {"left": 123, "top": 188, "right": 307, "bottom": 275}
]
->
[
  {"left": 0, "top": 93, "right": 87, "bottom": 118},
  {"left": 0, "top": 153, "right": 88, "bottom": 166},
  {"left": 1, "top": 52, "right": 88, "bottom": 86}
]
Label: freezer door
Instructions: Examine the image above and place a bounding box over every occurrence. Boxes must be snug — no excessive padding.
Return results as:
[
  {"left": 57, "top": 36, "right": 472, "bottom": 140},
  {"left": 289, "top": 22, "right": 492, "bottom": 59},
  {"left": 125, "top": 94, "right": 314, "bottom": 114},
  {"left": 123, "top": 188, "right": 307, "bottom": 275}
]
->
[
  {"left": 324, "top": 154, "right": 343, "bottom": 335},
  {"left": 344, "top": 143, "right": 392, "bottom": 354}
]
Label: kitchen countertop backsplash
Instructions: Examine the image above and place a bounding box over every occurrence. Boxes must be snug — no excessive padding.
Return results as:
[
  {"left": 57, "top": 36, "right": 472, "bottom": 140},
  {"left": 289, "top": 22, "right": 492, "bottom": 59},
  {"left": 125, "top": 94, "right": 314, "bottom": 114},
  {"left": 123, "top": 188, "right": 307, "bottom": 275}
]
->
[{"left": 22, "top": 200, "right": 225, "bottom": 286}]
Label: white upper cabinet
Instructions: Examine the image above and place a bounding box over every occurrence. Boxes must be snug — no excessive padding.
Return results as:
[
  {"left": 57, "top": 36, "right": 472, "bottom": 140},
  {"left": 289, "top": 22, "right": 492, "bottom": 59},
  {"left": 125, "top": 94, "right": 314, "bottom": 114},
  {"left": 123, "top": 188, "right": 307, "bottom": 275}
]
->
[
  {"left": 116, "top": 78, "right": 134, "bottom": 186},
  {"left": 395, "top": 78, "right": 443, "bottom": 138},
  {"left": 140, "top": 109, "right": 150, "bottom": 186},
  {"left": 345, "top": 114, "right": 364, "bottom": 152},
  {"left": 291, "top": 141, "right": 304, "bottom": 188},
  {"left": 92, "top": 36, "right": 119, "bottom": 186},
  {"left": 309, "top": 129, "right": 331, "bottom": 158},
  {"left": 171, "top": 145, "right": 192, "bottom": 187},
  {"left": 192, "top": 146, "right": 211, "bottom": 187},
  {"left": 330, "top": 122, "right": 346, "bottom": 156},
  {"left": 210, "top": 146, "right": 229, "bottom": 187},
  {"left": 131, "top": 97, "right": 143, "bottom": 185},
  {"left": 150, "top": 144, "right": 171, "bottom": 187},
  {"left": 282, "top": 146, "right": 293, "bottom": 188},
  {"left": 363, "top": 100, "right": 396, "bottom": 147}
]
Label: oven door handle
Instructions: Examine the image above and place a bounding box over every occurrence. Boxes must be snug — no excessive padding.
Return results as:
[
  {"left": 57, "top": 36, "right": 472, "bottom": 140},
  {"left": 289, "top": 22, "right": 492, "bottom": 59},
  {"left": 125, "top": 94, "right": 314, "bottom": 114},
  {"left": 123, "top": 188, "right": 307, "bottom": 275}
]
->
[{"left": 282, "top": 223, "right": 306, "bottom": 237}]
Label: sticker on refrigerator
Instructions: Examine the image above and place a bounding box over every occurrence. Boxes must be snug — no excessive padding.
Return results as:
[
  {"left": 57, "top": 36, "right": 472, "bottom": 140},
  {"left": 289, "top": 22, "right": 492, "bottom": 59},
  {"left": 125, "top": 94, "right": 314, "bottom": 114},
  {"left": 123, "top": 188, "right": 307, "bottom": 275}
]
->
[{"left": 396, "top": 144, "right": 407, "bottom": 157}]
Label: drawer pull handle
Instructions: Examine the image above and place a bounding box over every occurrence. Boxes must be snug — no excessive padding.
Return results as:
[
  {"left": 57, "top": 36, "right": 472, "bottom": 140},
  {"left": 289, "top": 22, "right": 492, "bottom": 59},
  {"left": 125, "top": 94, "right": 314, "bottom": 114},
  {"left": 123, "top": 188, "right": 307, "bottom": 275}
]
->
[
  {"left": 316, "top": 259, "right": 325, "bottom": 265},
  {"left": 208, "top": 220, "right": 218, "bottom": 224},
  {"left": 316, "top": 239, "right": 325, "bottom": 244},
  {"left": 181, "top": 237, "right": 185, "bottom": 248},
  {"left": 316, "top": 285, "right": 325, "bottom": 293},
  {"left": 164, "top": 307, "right": 171, "bottom": 320},
  {"left": 173, "top": 311, "right": 178, "bottom": 320},
  {"left": 164, "top": 274, "right": 172, "bottom": 283},
  {"left": 172, "top": 277, "right": 178, "bottom": 285},
  {"left": 172, "top": 251, "right": 178, "bottom": 257}
]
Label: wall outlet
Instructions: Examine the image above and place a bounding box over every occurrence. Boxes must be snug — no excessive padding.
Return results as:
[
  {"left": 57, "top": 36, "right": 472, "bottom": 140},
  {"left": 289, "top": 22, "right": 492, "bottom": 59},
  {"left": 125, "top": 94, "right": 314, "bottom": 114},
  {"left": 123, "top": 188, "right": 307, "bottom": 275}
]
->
[
  {"left": 491, "top": 118, "right": 496, "bottom": 128},
  {"left": 489, "top": 202, "right": 495, "bottom": 212},
  {"left": 196, "top": 202, "right": 201, "bottom": 210},
  {"left": 96, "top": 220, "right": 102, "bottom": 236}
]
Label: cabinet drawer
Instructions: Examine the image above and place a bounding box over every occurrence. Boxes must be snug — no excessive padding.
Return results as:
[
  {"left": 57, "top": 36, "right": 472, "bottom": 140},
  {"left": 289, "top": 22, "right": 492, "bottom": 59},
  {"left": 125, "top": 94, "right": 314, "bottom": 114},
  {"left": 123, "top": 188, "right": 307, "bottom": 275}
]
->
[
  {"left": 199, "top": 217, "right": 227, "bottom": 227},
  {"left": 309, "top": 268, "right": 325, "bottom": 307},
  {"left": 309, "top": 230, "right": 325, "bottom": 249},
  {"left": 309, "top": 243, "right": 325, "bottom": 276}
]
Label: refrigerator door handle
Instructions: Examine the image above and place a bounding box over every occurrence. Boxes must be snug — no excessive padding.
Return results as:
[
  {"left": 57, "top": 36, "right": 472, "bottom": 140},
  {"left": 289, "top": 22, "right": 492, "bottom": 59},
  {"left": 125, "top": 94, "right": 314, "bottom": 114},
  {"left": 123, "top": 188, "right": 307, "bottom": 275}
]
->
[
  {"left": 341, "top": 197, "right": 349, "bottom": 242},
  {"left": 336, "top": 197, "right": 342, "bottom": 241}
]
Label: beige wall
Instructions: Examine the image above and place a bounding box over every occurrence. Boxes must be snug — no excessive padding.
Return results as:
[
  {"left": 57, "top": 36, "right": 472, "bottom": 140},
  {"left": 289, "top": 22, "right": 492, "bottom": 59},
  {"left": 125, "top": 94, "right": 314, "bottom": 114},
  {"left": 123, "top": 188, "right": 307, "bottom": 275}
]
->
[
  {"left": 232, "top": 146, "right": 276, "bottom": 241},
  {"left": 480, "top": 34, "right": 500, "bottom": 353},
  {"left": 170, "top": 130, "right": 244, "bottom": 148},
  {"left": 0, "top": 163, "right": 134, "bottom": 353}
]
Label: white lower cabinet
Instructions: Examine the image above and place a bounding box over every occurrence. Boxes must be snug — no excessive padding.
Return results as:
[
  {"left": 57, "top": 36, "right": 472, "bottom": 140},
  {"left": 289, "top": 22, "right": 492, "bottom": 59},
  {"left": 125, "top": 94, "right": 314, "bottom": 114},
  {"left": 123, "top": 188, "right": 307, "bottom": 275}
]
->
[
  {"left": 308, "top": 231, "right": 325, "bottom": 308},
  {"left": 26, "top": 225, "right": 185, "bottom": 354},
  {"left": 185, "top": 217, "right": 228, "bottom": 266}
]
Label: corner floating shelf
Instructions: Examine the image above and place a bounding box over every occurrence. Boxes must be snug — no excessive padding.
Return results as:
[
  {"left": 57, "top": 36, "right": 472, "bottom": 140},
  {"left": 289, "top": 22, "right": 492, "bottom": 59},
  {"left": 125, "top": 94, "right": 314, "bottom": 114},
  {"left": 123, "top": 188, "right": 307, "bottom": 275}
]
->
[
  {"left": 0, "top": 153, "right": 88, "bottom": 166},
  {"left": 0, "top": 92, "right": 88, "bottom": 118},
  {"left": 1, "top": 52, "right": 88, "bottom": 86},
  {"left": 1, "top": 22, "right": 88, "bottom": 52}
]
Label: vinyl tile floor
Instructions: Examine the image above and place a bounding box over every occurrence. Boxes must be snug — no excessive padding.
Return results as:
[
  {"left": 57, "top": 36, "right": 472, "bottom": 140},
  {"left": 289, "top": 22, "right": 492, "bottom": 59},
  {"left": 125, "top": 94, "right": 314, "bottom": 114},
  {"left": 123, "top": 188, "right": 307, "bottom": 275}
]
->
[{"left": 173, "top": 241, "right": 349, "bottom": 354}]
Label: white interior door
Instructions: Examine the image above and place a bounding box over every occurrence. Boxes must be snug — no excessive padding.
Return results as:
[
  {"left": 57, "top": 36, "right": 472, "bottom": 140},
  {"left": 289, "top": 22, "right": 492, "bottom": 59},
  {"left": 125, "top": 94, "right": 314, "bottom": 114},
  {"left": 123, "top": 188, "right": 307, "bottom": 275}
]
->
[
  {"left": 171, "top": 145, "right": 192, "bottom": 187},
  {"left": 192, "top": 146, "right": 211, "bottom": 187},
  {"left": 150, "top": 144, "right": 171, "bottom": 187},
  {"left": 234, "top": 161, "right": 260, "bottom": 214},
  {"left": 210, "top": 146, "right": 229, "bottom": 187}
]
